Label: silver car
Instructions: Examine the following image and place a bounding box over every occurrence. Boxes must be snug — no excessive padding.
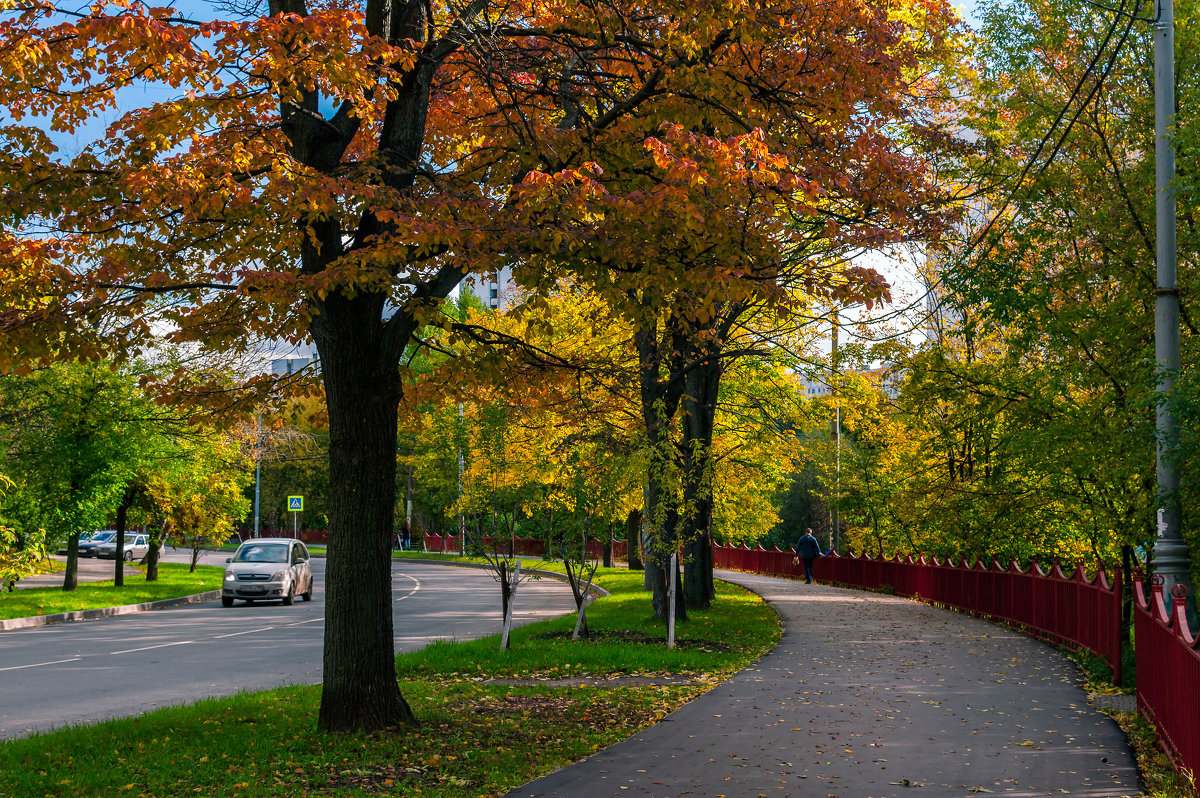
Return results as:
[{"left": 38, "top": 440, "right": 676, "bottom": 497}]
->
[
  {"left": 94, "top": 533, "right": 151, "bottom": 561},
  {"left": 221, "top": 539, "right": 313, "bottom": 607}
]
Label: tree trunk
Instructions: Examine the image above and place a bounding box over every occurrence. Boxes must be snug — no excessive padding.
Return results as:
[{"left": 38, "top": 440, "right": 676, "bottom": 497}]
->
[
  {"left": 564, "top": 559, "right": 590, "bottom": 638},
  {"left": 314, "top": 293, "right": 418, "bottom": 732},
  {"left": 626, "top": 508, "right": 643, "bottom": 571},
  {"left": 113, "top": 491, "right": 132, "bottom": 587},
  {"left": 680, "top": 340, "right": 721, "bottom": 609},
  {"left": 634, "top": 317, "right": 687, "bottom": 619},
  {"left": 603, "top": 521, "right": 613, "bottom": 568},
  {"left": 62, "top": 532, "right": 80, "bottom": 592},
  {"left": 144, "top": 539, "right": 160, "bottom": 581}
]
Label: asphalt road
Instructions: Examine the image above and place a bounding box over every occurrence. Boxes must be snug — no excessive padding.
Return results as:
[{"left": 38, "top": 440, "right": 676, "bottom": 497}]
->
[{"left": 0, "top": 559, "right": 577, "bottom": 739}]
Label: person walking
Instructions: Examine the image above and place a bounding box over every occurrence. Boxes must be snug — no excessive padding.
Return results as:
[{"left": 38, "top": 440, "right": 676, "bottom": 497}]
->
[{"left": 794, "top": 528, "right": 822, "bottom": 584}]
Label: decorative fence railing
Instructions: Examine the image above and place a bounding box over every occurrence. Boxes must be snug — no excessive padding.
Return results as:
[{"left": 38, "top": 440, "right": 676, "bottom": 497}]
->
[
  {"left": 423, "top": 533, "right": 628, "bottom": 562},
  {"left": 713, "top": 544, "right": 1124, "bottom": 684},
  {"left": 1134, "top": 574, "right": 1200, "bottom": 781}
]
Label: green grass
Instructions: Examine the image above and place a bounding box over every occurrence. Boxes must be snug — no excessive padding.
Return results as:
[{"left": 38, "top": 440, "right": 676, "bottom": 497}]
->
[
  {"left": 0, "top": 563, "right": 780, "bottom": 797},
  {"left": 0, "top": 563, "right": 222, "bottom": 620},
  {"left": 396, "top": 567, "right": 775, "bottom": 680},
  {"left": 0, "top": 682, "right": 698, "bottom": 798}
]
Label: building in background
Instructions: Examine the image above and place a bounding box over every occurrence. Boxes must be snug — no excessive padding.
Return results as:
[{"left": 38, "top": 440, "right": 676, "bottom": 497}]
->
[{"left": 460, "top": 266, "right": 515, "bottom": 311}]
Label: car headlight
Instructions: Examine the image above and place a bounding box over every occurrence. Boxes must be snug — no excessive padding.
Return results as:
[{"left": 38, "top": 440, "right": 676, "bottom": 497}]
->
[
  {"left": 224, "top": 572, "right": 236, "bottom": 581},
  {"left": 270, "top": 571, "right": 285, "bottom": 581}
]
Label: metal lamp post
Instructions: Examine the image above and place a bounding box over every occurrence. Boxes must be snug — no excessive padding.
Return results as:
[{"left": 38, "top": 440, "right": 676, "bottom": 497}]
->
[{"left": 1152, "top": 0, "right": 1192, "bottom": 604}]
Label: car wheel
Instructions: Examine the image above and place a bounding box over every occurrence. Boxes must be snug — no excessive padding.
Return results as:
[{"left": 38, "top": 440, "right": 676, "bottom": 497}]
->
[
  {"left": 123, "top": 550, "right": 133, "bottom": 562},
  {"left": 221, "top": 597, "right": 234, "bottom": 608},
  {"left": 282, "top": 584, "right": 295, "bottom": 606},
  {"left": 301, "top": 578, "right": 313, "bottom": 602}
]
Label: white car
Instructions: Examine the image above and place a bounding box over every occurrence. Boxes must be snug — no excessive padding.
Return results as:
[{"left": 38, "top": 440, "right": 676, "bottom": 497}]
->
[
  {"left": 94, "top": 533, "right": 151, "bottom": 561},
  {"left": 222, "top": 539, "right": 313, "bottom": 607}
]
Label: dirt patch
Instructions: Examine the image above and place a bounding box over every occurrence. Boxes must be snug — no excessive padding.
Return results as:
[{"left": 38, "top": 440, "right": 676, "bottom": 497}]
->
[
  {"left": 482, "top": 674, "right": 708, "bottom": 688},
  {"left": 529, "top": 629, "right": 732, "bottom": 652},
  {"left": 325, "top": 763, "right": 448, "bottom": 794},
  {"left": 467, "top": 693, "right": 577, "bottom": 719}
]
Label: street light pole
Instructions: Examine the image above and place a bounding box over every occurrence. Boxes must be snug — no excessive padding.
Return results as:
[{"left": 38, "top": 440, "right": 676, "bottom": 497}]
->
[
  {"left": 1152, "top": 0, "right": 1191, "bottom": 602},
  {"left": 831, "top": 309, "right": 840, "bottom": 554},
  {"left": 253, "top": 410, "right": 262, "bottom": 539}
]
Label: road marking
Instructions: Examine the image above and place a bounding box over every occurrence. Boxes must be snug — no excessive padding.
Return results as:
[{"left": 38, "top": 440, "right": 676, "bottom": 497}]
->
[
  {"left": 285, "top": 618, "right": 324, "bottom": 626},
  {"left": 0, "top": 657, "right": 82, "bottom": 672},
  {"left": 110, "top": 641, "right": 194, "bottom": 655},
  {"left": 213, "top": 626, "right": 274, "bottom": 639},
  {"left": 394, "top": 573, "right": 421, "bottom": 602}
]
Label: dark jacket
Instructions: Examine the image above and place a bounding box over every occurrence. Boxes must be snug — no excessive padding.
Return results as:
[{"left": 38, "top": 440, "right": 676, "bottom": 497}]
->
[{"left": 797, "top": 533, "right": 821, "bottom": 559}]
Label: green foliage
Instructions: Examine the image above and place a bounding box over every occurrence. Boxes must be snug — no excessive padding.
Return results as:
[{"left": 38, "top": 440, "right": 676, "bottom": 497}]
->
[
  {"left": 0, "top": 364, "right": 155, "bottom": 551},
  {"left": 0, "top": 563, "right": 222, "bottom": 620},
  {"left": 0, "top": 522, "right": 45, "bottom": 592}
]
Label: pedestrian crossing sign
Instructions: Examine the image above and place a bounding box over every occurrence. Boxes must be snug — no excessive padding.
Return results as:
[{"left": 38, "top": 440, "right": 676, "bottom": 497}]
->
[{"left": 288, "top": 496, "right": 303, "bottom": 511}]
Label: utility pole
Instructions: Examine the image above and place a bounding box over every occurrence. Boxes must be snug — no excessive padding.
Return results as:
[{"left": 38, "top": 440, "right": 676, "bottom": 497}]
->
[
  {"left": 1152, "top": 0, "right": 1191, "bottom": 605},
  {"left": 831, "top": 309, "right": 840, "bottom": 554},
  {"left": 253, "top": 410, "right": 261, "bottom": 539},
  {"left": 457, "top": 402, "right": 466, "bottom": 555}
]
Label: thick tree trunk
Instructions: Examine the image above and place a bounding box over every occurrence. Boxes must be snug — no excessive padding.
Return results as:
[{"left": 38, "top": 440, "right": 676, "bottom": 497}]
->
[
  {"left": 634, "top": 318, "right": 688, "bottom": 620},
  {"left": 681, "top": 342, "right": 721, "bottom": 608},
  {"left": 314, "top": 294, "right": 418, "bottom": 733},
  {"left": 62, "top": 532, "right": 80, "bottom": 592},
  {"left": 144, "top": 541, "right": 160, "bottom": 581},
  {"left": 625, "top": 508, "right": 643, "bottom": 571}
]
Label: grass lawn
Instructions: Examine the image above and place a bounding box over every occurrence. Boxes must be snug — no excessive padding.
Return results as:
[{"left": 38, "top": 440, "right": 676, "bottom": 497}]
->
[
  {"left": 0, "top": 564, "right": 780, "bottom": 797},
  {"left": 0, "top": 563, "right": 223, "bottom": 621}
]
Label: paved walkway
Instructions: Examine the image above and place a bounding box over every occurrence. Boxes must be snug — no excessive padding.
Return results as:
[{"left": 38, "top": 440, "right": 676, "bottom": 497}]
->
[{"left": 507, "top": 570, "right": 1141, "bottom": 798}]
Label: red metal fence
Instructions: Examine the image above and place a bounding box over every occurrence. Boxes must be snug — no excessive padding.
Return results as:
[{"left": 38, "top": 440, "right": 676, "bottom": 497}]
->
[
  {"left": 255, "top": 528, "right": 329, "bottom": 544},
  {"left": 1134, "top": 575, "right": 1200, "bottom": 781},
  {"left": 713, "top": 544, "right": 1124, "bottom": 684},
  {"left": 423, "top": 533, "right": 628, "bottom": 562}
]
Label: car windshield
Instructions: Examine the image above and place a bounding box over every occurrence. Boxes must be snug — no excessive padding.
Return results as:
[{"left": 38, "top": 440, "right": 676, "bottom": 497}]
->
[
  {"left": 233, "top": 544, "right": 289, "bottom": 563},
  {"left": 90, "top": 532, "right": 115, "bottom": 543}
]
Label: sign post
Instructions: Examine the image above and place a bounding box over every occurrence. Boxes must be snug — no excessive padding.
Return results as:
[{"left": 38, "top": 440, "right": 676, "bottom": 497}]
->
[{"left": 287, "top": 496, "right": 303, "bottom": 539}]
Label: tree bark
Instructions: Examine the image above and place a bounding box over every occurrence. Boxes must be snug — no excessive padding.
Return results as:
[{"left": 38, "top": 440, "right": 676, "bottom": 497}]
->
[
  {"left": 113, "top": 490, "right": 133, "bottom": 587},
  {"left": 144, "top": 540, "right": 160, "bottom": 581},
  {"left": 680, "top": 338, "right": 722, "bottom": 608},
  {"left": 625, "top": 508, "right": 643, "bottom": 571},
  {"left": 313, "top": 292, "right": 419, "bottom": 732},
  {"left": 635, "top": 317, "right": 688, "bottom": 620},
  {"left": 62, "top": 532, "right": 80, "bottom": 592}
]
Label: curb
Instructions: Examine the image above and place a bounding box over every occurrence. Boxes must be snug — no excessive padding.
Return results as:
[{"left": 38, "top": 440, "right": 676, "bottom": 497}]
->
[{"left": 0, "top": 590, "right": 222, "bottom": 632}]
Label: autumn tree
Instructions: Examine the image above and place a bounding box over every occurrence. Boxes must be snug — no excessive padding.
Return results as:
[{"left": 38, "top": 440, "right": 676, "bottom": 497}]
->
[
  {"left": 1, "top": 0, "right": 959, "bottom": 729},
  {"left": 147, "top": 432, "right": 252, "bottom": 572},
  {"left": 878, "top": 0, "right": 1198, "bottom": 576}
]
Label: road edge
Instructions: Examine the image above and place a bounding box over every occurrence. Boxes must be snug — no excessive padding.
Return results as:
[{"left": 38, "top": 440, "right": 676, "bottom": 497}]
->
[
  {"left": 397, "top": 557, "right": 612, "bottom": 599},
  {"left": 0, "top": 590, "right": 222, "bottom": 632},
  {"left": 2, "top": 558, "right": 609, "bottom": 632}
]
